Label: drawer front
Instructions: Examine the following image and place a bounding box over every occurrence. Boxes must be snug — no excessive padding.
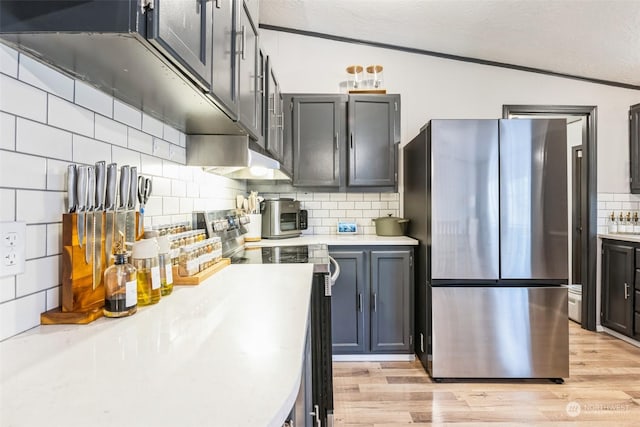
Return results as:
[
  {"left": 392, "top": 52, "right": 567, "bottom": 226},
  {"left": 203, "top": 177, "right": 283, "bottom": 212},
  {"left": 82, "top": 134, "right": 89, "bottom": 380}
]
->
[
  {"left": 637, "top": 269, "right": 640, "bottom": 290},
  {"left": 636, "top": 248, "right": 640, "bottom": 268},
  {"left": 636, "top": 290, "right": 640, "bottom": 313}
]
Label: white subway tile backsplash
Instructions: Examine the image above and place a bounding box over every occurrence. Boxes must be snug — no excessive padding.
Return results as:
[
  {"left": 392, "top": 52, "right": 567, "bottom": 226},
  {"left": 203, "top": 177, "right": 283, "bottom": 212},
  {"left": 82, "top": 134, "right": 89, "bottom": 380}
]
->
[
  {"left": 16, "top": 118, "right": 72, "bottom": 160},
  {"left": 152, "top": 138, "right": 170, "bottom": 160},
  {"left": 75, "top": 81, "right": 113, "bottom": 117},
  {"left": 25, "top": 224, "right": 46, "bottom": 260},
  {"left": 329, "top": 193, "right": 347, "bottom": 201},
  {"left": 179, "top": 132, "right": 186, "bottom": 148},
  {"left": 113, "top": 99, "right": 141, "bottom": 129},
  {"left": 0, "top": 276, "right": 15, "bottom": 303},
  {"left": 622, "top": 202, "right": 639, "bottom": 210},
  {"left": 151, "top": 177, "right": 171, "bottom": 196},
  {"left": 380, "top": 193, "right": 399, "bottom": 201},
  {"left": 172, "top": 180, "right": 187, "bottom": 197},
  {"left": 180, "top": 197, "right": 194, "bottom": 213},
  {"left": 186, "top": 182, "right": 199, "bottom": 198},
  {"left": 163, "top": 197, "right": 180, "bottom": 215},
  {"left": 302, "top": 201, "right": 322, "bottom": 210},
  {"left": 163, "top": 162, "right": 182, "bottom": 180},
  {"left": 0, "top": 74, "right": 47, "bottom": 123},
  {"left": 95, "top": 115, "right": 127, "bottom": 147},
  {"left": 72, "top": 134, "right": 112, "bottom": 165},
  {"left": 48, "top": 96, "right": 94, "bottom": 137},
  {"left": 0, "top": 112, "right": 16, "bottom": 150},
  {"left": 354, "top": 201, "right": 371, "bottom": 209},
  {"left": 363, "top": 194, "right": 380, "bottom": 201},
  {"left": 0, "top": 151, "right": 47, "bottom": 189},
  {"left": 363, "top": 209, "right": 380, "bottom": 217},
  {"left": 321, "top": 201, "right": 338, "bottom": 210},
  {"left": 142, "top": 113, "right": 163, "bottom": 138},
  {"left": 0, "top": 292, "right": 46, "bottom": 340},
  {"left": 46, "top": 286, "right": 60, "bottom": 311},
  {"left": 143, "top": 196, "right": 162, "bottom": 216},
  {"left": 0, "top": 44, "right": 18, "bottom": 77},
  {"left": 16, "top": 190, "right": 65, "bottom": 224},
  {"left": 597, "top": 201, "right": 607, "bottom": 210},
  {"left": 173, "top": 145, "right": 186, "bottom": 164},
  {"left": 19, "top": 54, "right": 74, "bottom": 101},
  {"left": 140, "top": 154, "right": 164, "bottom": 177},
  {"left": 315, "top": 226, "right": 331, "bottom": 234},
  {"left": 598, "top": 193, "right": 614, "bottom": 202},
  {"left": 613, "top": 193, "right": 631, "bottom": 202},
  {"left": 0, "top": 189, "right": 15, "bottom": 221},
  {"left": 346, "top": 193, "right": 364, "bottom": 201},
  {"left": 313, "top": 193, "right": 331, "bottom": 201},
  {"left": 605, "top": 201, "right": 622, "bottom": 210},
  {"left": 329, "top": 209, "right": 346, "bottom": 218},
  {"left": 46, "top": 223, "right": 62, "bottom": 256},
  {"left": 111, "top": 146, "right": 141, "bottom": 170},
  {"left": 163, "top": 124, "right": 180, "bottom": 145},
  {"left": 46, "top": 159, "right": 72, "bottom": 191},
  {"left": 294, "top": 192, "right": 313, "bottom": 201},
  {"left": 337, "top": 201, "right": 355, "bottom": 210},
  {"left": 128, "top": 128, "right": 152, "bottom": 155},
  {"left": 16, "top": 256, "right": 60, "bottom": 297},
  {"left": 311, "top": 209, "right": 329, "bottom": 218}
]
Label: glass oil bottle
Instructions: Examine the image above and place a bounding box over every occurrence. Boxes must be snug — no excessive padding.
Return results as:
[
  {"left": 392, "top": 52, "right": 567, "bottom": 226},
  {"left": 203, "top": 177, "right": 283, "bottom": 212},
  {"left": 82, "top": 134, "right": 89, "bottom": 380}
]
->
[
  {"left": 131, "top": 238, "right": 162, "bottom": 306},
  {"left": 157, "top": 235, "right": 174, "bottom": 296},
  {"left": 103, "top": 233, "right": 137, "bottom": 318}
]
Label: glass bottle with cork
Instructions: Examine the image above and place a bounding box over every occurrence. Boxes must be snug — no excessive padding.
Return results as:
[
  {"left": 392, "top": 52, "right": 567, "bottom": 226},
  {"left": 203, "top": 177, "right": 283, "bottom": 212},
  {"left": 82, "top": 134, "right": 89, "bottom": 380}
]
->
[{"left": 103, "top": 232, "right": 138, "bottom": 318}]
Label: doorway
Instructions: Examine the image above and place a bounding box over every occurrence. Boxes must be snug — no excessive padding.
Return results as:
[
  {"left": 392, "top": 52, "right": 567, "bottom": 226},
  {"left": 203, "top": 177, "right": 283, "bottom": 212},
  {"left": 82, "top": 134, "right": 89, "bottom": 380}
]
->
[
  {"left": 502, "top": 105, "right": 597, "bottom": 331},
  {"left": 572, "top": 145, "right": 583, "bottom": 286}
]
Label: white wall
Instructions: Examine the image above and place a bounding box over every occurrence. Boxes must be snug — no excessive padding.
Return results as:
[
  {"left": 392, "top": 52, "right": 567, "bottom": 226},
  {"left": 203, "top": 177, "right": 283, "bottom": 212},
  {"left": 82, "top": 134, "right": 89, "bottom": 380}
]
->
[
  {"left": 0, "top": 44, "right": 246, "bottom": 340},
  {"left": 260, "top": 30, "right": 640, "bottom": 193}
]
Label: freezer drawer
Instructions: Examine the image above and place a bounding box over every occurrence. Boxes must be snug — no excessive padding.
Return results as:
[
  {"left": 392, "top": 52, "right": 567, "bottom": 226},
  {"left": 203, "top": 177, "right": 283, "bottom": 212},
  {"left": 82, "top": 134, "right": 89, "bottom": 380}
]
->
[{"left": 430, "top": 286, "right": 569, "bottom": 379}]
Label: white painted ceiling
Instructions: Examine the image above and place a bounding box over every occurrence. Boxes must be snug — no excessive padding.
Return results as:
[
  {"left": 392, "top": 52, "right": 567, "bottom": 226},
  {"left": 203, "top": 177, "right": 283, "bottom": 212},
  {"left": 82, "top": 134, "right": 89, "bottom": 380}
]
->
[{"left": 258, "top": 0, "right": 640, "bottom": 88}]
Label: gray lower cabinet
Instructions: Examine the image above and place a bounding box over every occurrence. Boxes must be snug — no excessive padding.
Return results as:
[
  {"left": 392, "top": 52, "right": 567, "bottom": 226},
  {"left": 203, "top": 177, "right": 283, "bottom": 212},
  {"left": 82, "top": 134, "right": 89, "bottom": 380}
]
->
[
  {"left": 630, "top": 103, "right": 640, "bottom": 193},
  {"left": 330, "top": 246, "right": 413, "bottom": 355},
  {"left": 601, "top": 240, "right": 635, "bottom": 337}
]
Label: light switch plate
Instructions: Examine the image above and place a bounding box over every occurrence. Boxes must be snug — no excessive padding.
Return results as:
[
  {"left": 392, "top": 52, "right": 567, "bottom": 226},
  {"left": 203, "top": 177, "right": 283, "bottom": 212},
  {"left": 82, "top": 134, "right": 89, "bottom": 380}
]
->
[{"left": 0, "top": 221, "right": 26, "bottom": 277}]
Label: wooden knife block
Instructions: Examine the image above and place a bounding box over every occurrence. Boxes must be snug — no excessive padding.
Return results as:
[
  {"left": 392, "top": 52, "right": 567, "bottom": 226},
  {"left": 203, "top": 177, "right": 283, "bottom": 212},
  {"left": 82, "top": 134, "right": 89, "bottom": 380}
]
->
[{"left": 41, "top": 212, "right": 142, "bottom": 325}]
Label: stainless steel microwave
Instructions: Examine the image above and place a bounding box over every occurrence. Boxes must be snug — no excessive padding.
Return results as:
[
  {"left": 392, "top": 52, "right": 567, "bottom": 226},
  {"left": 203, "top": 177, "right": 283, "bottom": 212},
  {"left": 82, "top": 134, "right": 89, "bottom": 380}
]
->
[{"left": 260, "top": 199, "right": 308, "bottom": 239}]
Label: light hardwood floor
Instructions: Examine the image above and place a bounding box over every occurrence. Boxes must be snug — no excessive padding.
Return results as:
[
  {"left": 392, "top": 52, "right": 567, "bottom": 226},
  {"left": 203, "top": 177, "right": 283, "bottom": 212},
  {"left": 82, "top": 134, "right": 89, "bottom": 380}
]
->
[{"left": 333, "top": 322, "right": 640, "bottom": 426}]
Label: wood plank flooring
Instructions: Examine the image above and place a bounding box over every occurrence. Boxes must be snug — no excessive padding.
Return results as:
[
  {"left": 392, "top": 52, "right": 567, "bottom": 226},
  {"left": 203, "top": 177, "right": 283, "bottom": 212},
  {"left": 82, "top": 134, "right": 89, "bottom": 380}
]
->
[{"left": 333, "top": 322, "right": 640, "bottom": 426}]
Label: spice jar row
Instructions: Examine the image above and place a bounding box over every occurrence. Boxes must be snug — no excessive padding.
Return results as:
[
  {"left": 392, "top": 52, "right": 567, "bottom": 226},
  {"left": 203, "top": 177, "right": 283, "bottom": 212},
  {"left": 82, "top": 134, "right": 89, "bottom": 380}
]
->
[
  {"left": 178, "top": 238, "right": 223, "bottom": 277},
  {"left": 607, "top": 212, "right": 640, "bottom": 234}
]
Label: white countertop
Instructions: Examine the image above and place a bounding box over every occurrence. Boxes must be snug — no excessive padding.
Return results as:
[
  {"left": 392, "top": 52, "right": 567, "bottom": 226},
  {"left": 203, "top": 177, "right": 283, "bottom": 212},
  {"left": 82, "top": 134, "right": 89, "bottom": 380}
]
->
[
  {"left": 246, "top": 234, "right": 419, "bottom": 247},
  {"left": 0, "top": 264, "right": 315, "bottom": 427},
  {"left": 599, "top": 233, "right": 640, "bottom": 243}
]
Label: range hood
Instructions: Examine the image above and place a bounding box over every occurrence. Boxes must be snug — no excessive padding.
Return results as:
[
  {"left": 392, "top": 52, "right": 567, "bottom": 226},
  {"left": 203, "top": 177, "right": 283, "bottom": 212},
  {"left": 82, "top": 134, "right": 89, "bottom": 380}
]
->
[{"left": 186, "top": 135, "right": 291, "bottom": 180}]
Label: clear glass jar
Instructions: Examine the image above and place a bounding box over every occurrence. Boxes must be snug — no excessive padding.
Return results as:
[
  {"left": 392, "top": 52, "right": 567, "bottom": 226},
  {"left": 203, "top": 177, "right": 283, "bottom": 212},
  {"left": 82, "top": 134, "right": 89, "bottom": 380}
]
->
[
  {"left": 179, "top": 245, "right": 199, "bottom": 277},
  {"left": 131, "top": 239, "right": 161, "bottom": 306},
  {"left": 608, "top": 212, "right": 618, "bottom": 233},
  {"left": 103, "top": 252, "right": 137, "bottom": 318},
  {"left": 157, "top": 235, "right": 174, "bottom": 296}
]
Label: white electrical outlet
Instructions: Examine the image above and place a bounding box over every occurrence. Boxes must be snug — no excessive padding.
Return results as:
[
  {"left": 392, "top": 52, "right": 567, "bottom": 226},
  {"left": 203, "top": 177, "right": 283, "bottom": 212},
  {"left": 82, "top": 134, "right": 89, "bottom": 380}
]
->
[{"left": 0, "top": 222, "right": 26, "bottom": 277}]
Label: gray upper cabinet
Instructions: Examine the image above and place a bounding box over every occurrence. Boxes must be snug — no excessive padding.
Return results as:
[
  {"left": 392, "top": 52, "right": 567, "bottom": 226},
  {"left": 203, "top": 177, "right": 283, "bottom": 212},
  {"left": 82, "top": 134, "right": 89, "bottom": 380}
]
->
[
  {"left": 348, "top": 95, "right": 399, "bottom": 187},
  {"left": 146, "top": 0, "right": 212, "bottom": 90},
  {"left": 292, "top": 95, "right": 346, "bottom": 187},
  {"left": 211, "top": 0, "right": 238, "bottom": 119},
  {"left": 331, "top": 251, "right": 367, "bottom": 354},
  {"left": 285, "top": 93, "right": 400, "bottom": 191},
  {"left": 265, "top": 57, "right": 284, "bottom": 160},
  {"left": 370, "top": 250, "right": 413, "bottom": 353},
  {"left": 630, "top": 103, "right": 640, "bottom": 193},
  {"left": 237, "top": 2, "right": 260, "bottom": 139}
]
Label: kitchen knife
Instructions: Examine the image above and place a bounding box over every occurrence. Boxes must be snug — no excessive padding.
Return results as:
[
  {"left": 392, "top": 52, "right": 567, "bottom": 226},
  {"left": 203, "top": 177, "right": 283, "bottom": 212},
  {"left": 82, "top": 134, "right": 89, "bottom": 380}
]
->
[
  {"left": 93, "top": 161, "right": 106, "bottom": 290},
  {"left": 86, "top": 165, "right": 95, "bottom": 265},
  {"left": 67, "top": 164, "right": 77, "bottom": 213},
  {"left": 76, "top": 166, "right": 88, "bottom": 249},
  {"left": 105, "top": 163, "right": 118, "bottom": 262},
  {"left": 118, "top": 166, "right": 130, "bottom": 246},
  {"left": 126, "top": 166, "right": 137, "bottom": 243}
]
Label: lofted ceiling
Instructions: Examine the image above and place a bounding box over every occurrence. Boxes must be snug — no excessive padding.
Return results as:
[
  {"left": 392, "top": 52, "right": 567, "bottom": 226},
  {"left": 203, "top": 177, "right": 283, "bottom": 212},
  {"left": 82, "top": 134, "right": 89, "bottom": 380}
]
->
[{"left": 258, "top": 0, "right": 640, "bottom": 89}]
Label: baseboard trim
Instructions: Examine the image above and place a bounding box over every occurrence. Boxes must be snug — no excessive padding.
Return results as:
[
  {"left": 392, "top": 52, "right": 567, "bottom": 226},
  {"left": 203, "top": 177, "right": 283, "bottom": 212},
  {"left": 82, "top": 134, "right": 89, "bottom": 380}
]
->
[
  {"left": 332, "top": 354, "right": 416, "bottom": 362},
  {"left": 600, "top": 327, "right": 640, "bottom": 348}
]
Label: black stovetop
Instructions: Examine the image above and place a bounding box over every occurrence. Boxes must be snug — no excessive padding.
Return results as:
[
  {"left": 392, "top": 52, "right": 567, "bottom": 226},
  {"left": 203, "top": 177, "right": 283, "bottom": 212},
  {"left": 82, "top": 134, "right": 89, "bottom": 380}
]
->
[{"left": 230, "top": 244, "right": 330, "bottom": 274}]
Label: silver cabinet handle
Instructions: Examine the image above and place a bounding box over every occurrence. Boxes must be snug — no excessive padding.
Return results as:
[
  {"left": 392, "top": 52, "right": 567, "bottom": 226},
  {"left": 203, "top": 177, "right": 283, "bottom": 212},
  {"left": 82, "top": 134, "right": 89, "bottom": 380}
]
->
[
  {"left": 268, "top": 94, "right": 275, "bottom": 114},
  {"left": 350, "top": 132, "right": 353, "bottom": 149},
  {"left": 237, "top": 25, "right": 246, "bottom": 60},
  {"left": 373, "top": 293, "right": 377, "bottom": 312},
  {"left": 625, "top": 282, "right": 630, "bottom": 299},
  {"left": 310, "top": 404, "right": 321, "bottom": 427},
  {"left": 358, "top": 293, "right": 362, "bottom": 312},
  {"left": 335, "top": 132, "right": 339, "bottom": 151}
]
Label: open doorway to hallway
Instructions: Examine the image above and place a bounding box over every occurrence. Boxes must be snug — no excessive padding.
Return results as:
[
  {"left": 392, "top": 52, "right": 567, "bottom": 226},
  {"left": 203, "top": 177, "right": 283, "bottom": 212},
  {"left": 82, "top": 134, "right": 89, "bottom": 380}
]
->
[{"left": 503, "top": 105, "right": 597, "bottom": 331}]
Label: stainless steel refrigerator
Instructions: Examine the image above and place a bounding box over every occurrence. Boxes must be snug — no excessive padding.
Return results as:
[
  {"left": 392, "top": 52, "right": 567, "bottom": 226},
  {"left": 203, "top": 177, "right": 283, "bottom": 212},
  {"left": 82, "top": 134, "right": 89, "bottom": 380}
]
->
[{"left": 404, "top": 119, "right": 570, "bottom": 381}]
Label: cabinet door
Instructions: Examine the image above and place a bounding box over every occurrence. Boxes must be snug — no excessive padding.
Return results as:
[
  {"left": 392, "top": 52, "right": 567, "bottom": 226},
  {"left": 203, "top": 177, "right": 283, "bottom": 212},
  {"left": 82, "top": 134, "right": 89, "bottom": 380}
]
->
[
  {"left": 254, "top": 48, "right": 265, "bottom": 149},
  {"left": 330, "top": 251, "right": 367, "bottom": 354},
  {"left": 630, "top": 104, "right": 640, "bottom": 193},
  {"left": 265, "top": 58, "right": 283, "bottom": 160},
  {"left": 370, "top": 250, "right": 412, "bottom": 353},
  {"left": 292, "top": 96, "right": 345, "bottom": 187},
  {"left": 347, "top": 95, "right": 398, "bottom": 187},
  {"left": 147, "top": 0, "right": 212, "bottom": 90},
  {"left": 211, "top": 0, "right": 237, "bottom": 118},
  {"left": 237, "top": 3, "right": 259, "bottom": 138},
  {"left": 601, "top": 242, "right": 634, "bottom": 336}
]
